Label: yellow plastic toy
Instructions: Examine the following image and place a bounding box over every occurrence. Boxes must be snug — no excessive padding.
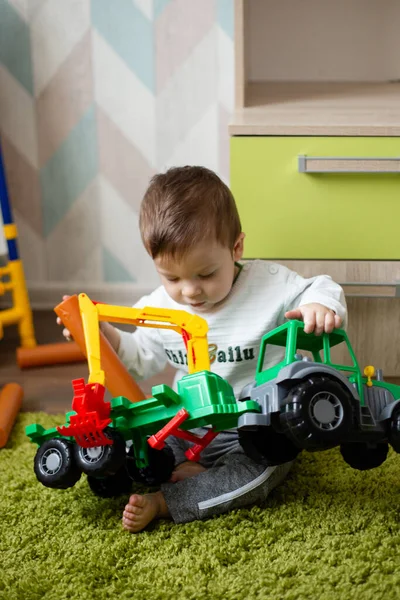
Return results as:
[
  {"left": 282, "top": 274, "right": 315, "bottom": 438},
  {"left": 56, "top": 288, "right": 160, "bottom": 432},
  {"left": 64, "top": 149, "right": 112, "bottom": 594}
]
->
[
  {"left": 0, "top": 146, "right": 36, "bottom": 349},
  {"left": 78, "top": 292, "right": 210, "bottom": 387},
  {"left": 1, "top": 145, "right": 85, "bottom": 369},
  {"left": 364, "top": 365, "right": 376, "bottom": 387}
]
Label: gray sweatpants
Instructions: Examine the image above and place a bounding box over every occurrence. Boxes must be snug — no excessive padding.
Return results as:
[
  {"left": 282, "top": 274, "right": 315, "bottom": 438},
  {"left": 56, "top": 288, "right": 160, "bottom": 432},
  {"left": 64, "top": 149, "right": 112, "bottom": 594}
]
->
[{"left": 161, "top": 428, "right": 293, "bottom": 524}]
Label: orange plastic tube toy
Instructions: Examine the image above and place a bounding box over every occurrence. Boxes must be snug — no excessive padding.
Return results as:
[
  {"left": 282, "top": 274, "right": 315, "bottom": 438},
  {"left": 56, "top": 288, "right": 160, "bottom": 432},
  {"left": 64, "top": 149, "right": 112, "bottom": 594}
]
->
[
  {"left": 54, "top": 295, "right": 145, "bottom": 403},
  {"left": 0, "top": 383, "right": 23, "bottom": 448},
  {"left": 17, "top": 341, "right": 85, "bottom": 369}
]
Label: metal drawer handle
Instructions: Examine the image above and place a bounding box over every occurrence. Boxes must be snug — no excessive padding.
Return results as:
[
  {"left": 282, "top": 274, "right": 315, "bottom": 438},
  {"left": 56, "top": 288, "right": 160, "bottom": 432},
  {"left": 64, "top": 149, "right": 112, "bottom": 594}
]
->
[
  {"left": 341, "top": 282, "right": 400, "bottom": 298},
  {"left": 298, "top": 155, "right": 400, "bottom": 174}
]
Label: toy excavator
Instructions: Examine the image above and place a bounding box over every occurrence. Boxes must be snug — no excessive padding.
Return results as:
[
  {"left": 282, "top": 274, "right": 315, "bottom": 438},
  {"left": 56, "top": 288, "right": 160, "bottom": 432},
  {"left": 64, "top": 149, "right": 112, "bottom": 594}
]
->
[{"left": 26, "top": 294, "right": 259, "bottom": 497}]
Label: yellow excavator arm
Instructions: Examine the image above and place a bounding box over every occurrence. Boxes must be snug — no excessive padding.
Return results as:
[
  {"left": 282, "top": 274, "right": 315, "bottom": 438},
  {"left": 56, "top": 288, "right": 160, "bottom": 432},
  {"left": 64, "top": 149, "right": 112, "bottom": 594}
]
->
[{"left": 78, "top": 293, "right": 210, "bottom": 386}]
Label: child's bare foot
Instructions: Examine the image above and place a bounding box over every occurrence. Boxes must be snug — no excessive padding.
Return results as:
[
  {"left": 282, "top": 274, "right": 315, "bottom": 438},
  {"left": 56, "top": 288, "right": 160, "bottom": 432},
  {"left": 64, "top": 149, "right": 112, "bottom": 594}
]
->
[
  {"left": 169, "top": 460, "right": 207, "bottom": 482},
  {"left": 122, "top": 491, "right": 170, "bottom": 533}
]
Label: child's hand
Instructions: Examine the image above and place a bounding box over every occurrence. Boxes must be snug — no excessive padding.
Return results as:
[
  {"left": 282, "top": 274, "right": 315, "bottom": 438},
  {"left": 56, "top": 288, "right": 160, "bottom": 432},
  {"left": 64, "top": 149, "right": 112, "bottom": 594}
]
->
[
  {"left": 56, "top": 295, "right": 73, "bottom": 340},
  {"left": 284, "top": 303, "right": 342, "bottom": 336},
  {"left": 56, "top": 295, "right": 121, "bottom": 352}
]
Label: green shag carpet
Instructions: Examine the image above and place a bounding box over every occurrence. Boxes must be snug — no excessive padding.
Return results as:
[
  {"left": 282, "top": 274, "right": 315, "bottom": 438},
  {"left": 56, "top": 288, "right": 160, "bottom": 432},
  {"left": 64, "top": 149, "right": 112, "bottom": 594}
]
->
[{"left": 1, "top": 413, "right": 399, "bottom": 600}]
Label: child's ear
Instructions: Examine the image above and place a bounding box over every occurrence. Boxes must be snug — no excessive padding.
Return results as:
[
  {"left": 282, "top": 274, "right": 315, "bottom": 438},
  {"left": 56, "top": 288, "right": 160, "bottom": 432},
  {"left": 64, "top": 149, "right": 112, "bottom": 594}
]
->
[{"left": 233, "top": 233, "right": 245, "bottom": 261}]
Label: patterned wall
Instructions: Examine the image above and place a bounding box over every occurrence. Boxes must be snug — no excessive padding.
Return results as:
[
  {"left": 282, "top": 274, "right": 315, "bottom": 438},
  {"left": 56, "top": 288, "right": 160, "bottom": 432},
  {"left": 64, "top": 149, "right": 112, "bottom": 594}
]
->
[{"left": 0, "top": 0, "right": 234, "bottom": 306}]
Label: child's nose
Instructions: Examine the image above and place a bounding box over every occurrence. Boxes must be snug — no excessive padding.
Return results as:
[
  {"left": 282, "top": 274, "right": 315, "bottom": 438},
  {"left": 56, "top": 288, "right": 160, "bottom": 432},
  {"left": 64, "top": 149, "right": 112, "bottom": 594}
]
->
[{"left": 182, "top": 282, "right": 202, "bottom": 298}]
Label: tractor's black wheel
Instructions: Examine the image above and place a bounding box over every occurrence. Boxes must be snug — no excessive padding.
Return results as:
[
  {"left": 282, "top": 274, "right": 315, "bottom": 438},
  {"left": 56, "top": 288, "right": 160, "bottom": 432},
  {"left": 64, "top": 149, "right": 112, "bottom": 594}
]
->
[
  {"left": 34, "top": 438, "right": 81, "bottom": 489},
  {"left": 73, "top": 427, "right": 126, "bottom": 477},
  {"left": 126, "top": 444, "right": 175, "bottom": 486},
  {"left": 340, "top": 442, "right": 389, "bottom": 470},
  {"left": 87, "top": 467, "right": 133, "bottom": 498},
  {"left": 279, "top": 376, "right": 353, "bottom": 450},
  {"left": 388, "top": 403, "right": 400, "bottom": 453},
  {"left": 239, "top": 426, "right": 300, "bottom": 465}
]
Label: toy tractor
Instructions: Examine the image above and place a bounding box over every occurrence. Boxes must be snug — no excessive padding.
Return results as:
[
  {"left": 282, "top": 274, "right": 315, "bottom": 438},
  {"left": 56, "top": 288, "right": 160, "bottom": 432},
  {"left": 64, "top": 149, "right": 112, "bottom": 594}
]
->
[
  {"left": 237, "top": 320, "right": 400, "bottom": 470},
  {"left": 26, "top": 294, "right": 259, "bottom": 497}
]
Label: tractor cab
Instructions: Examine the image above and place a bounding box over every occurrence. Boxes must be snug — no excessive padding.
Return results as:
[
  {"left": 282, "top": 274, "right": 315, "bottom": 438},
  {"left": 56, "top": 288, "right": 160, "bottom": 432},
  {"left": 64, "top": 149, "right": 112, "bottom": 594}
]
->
[{"left": 255, "top": 320, "right": 366, "bottom": 404}]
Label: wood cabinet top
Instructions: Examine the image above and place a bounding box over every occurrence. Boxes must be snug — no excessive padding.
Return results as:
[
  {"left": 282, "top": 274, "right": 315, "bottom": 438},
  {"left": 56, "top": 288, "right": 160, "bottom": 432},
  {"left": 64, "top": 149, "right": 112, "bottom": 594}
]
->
[{"left": 230, "top": 82, "right": 400, "bottom": 136}]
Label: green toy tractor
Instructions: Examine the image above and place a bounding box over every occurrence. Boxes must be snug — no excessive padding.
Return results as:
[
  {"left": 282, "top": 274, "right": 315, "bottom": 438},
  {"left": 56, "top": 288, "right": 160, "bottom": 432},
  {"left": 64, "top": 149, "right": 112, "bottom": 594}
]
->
[{"left": 237, "top": 320, "right": 400, "bottom": 470}]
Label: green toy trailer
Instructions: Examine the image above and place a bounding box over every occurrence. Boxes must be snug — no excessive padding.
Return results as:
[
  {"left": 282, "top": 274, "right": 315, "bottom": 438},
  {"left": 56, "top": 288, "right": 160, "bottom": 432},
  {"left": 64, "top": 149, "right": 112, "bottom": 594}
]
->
[
  {"left": 237, "top": 320, "right": 400, "bottom": 470},
  {"left": 26, "top": 372, "right": 259, "bottom": 497}
]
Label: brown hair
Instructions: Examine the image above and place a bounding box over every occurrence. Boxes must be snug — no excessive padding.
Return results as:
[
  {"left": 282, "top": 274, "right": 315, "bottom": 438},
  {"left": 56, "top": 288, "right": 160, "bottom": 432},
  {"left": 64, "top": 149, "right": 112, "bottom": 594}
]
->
[{"left": 139, "top": 166, "right": 242, "bottom": 259}]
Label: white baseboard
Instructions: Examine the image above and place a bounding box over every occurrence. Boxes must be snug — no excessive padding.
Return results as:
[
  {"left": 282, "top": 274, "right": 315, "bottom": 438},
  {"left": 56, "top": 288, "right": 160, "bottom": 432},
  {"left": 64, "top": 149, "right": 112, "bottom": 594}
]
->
[{"left": 25, "top": 282, "right": 155, "bottom": 310}]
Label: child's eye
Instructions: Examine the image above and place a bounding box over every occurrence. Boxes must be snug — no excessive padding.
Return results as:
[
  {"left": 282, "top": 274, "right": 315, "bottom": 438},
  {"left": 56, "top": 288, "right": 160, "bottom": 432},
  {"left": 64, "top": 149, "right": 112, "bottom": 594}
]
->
[
  {"left": 199, "top": 272, "right": 215, "bottom": 279},
  {"left": 166, "top": 277, "right": 179, "bottom": 282}
]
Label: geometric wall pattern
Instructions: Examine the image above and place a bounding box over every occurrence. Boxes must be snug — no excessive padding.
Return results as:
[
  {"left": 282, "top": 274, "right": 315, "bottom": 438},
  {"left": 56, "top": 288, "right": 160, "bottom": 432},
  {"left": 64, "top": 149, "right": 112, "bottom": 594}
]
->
[{"left": 0, "top": 0, "right": 234, "bottom": 304}]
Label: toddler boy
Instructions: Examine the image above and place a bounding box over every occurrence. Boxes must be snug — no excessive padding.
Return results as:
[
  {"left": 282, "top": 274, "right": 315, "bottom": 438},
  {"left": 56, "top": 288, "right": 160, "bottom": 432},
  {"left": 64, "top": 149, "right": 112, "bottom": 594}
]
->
[{"left": 60, "top": 166, "right": 347, "bottom": 532}]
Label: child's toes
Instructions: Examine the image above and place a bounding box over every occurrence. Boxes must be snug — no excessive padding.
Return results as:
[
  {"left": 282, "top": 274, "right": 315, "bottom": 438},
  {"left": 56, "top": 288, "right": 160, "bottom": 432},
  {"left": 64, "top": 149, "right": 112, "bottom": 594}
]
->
[
  {"left": 122, "top": 512, "right": 135, "bottom": 525},
  {"left": 128, "top": 494, "right": 146, "bottom": 508},
  {"left": 122, "top": 505, "right": 141, "bottom": 522},
  {"left": 124, "top": 504, "right": 142, "bottom": 516},
  {"left": 122, "top": 515, "right": 136, "bottom": 531}
]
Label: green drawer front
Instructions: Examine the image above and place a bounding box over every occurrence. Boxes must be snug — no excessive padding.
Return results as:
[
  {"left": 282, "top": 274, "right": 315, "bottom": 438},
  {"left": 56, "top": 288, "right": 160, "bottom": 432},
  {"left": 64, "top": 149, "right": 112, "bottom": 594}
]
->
[{"left": 230, "top": 137, "right": 400, "bottom": 259}]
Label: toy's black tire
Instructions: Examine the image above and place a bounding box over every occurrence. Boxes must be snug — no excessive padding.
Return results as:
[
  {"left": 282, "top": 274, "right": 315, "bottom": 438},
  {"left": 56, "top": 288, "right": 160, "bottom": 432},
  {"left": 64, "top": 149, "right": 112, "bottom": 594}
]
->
[
  {"left": 126, "top": 444, "right": 175, "bottom": 486},
  {"left": 34, "top": 438, "right": 81, "bottom": 489},
  {"left": 87, "top": 467, "right": 133, "bottom": 498},
  {"left": 280, "top": 376, "right": 353, "bottom": 449},
  {"left": 340, "top": 442, "right": 389, "bottom": 470},
  {"left": 239, "top": 426, "right": 300, "bottom": 465},
  {"left": 388, "top": 403, "right": 400, "bottom": 453},
  {"left": 73, "top": 427, "right": 126, "bottom": 477}
]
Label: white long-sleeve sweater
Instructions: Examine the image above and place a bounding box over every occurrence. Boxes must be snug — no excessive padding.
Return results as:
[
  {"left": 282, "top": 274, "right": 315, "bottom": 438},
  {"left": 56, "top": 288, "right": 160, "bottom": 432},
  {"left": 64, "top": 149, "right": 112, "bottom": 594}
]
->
[{"left": 118, "top": 260, "right": 347, "bottom": 398}]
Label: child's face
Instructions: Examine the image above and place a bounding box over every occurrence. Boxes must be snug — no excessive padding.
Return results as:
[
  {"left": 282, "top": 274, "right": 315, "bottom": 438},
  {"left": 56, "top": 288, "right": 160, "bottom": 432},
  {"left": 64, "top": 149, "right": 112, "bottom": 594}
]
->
[{"left": 154, "top": 234, "right": 244, "bottom": 312}]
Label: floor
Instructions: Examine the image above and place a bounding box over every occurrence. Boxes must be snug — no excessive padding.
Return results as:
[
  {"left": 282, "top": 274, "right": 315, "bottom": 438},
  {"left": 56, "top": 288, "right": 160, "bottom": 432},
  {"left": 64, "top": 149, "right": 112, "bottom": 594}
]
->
[{"left": 1, "top": 310, "right": 174, "bottom": 414}]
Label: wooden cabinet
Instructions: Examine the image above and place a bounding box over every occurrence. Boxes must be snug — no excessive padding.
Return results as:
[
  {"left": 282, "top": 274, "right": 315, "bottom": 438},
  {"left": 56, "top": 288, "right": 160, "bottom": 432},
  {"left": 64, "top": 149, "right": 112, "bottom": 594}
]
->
[
  {"left": 231, "top": 136, "right": 400, "bottom": 260},
  {"left": 233, "top": 0, "right": 400, "bottom": 135},
  {"left": 231, "top": 0, "right": 400, "bottom": 261},
  {"left": 230, "top": 0, "right": 400, "bottom": 374}
]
